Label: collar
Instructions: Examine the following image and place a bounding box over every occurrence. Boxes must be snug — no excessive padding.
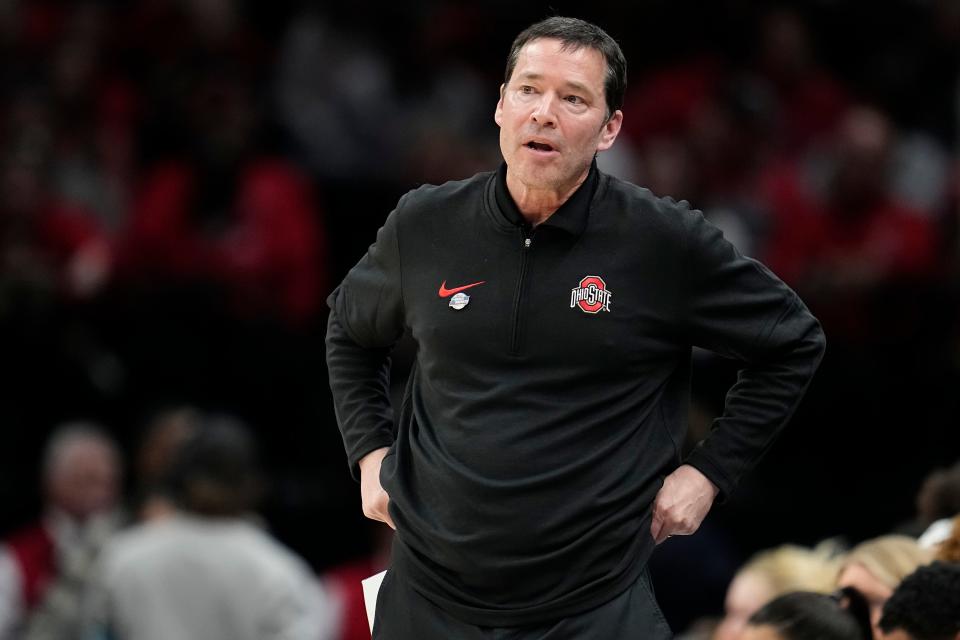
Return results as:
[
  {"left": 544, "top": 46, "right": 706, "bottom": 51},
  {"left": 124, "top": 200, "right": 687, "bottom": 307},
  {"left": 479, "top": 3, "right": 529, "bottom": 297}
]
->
[
  {"left": 44, "top": 508, "right": 122, "bottom": 548},
  {"left": 493, "top": 159, "right": 598, "bottom": 236}
]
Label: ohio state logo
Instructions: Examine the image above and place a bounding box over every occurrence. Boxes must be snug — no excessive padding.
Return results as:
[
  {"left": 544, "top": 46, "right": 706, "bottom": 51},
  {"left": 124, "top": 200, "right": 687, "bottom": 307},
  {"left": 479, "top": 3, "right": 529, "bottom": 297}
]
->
[{"left": 570, "top": 275, "right": 612, "bottom": 314}]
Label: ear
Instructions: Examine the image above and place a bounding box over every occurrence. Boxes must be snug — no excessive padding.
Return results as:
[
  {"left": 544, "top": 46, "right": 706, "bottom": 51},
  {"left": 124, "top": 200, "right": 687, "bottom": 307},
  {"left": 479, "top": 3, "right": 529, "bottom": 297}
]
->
[
  {"left": 596, "top": 110, "right": 623, "bottom": 152},
  {"left": 494, "top": 84, "right": 505, "bottom": 127}
]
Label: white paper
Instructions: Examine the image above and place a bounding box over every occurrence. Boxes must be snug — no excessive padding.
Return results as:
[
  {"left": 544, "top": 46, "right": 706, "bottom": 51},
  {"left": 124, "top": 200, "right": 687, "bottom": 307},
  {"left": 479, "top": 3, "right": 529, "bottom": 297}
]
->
[{"left": 361, "top": 570, "right": 388, "bottom": 634}]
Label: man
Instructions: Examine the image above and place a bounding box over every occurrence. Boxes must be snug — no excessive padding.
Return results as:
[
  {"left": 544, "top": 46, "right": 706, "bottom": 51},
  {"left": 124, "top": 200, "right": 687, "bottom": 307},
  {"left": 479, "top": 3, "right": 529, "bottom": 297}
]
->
[
  {"left": 878, "top": 562, "right": 960, "bottom": 640},
  {"left": 0, "top": 423, "right": 122, "bottom": 640},
  {"left": 83, "top": 414, "right": 334, "bottom": 640},
  {"left": 326, "top": 16, "right": 825, "bottom": 638}
]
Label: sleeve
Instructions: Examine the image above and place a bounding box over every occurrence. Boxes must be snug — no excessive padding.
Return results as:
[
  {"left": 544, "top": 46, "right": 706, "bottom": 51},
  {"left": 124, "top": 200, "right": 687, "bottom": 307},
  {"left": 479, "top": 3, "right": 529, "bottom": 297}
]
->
[
  {"left": 0, "top": 547, "right": 24, "bottom": 640},
  {"left": 326, "top": 200, "right": 408, "bottom": 481},
  {"left": 679, "top": 208, "right": 826, "bottom": 500}
]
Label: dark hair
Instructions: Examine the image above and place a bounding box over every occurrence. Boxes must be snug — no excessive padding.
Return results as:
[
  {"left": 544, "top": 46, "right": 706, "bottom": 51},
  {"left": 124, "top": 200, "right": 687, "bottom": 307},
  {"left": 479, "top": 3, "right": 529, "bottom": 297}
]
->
[
  {"left": 880, "top": 562, "right": 960, "bottom": 640},
  {"left": 165, "top": 414, "right": 263, "bottom": 517},
  {"left": 917, "top": 462, "right": 960, "bottom": 523},
  {"left": 748, "top": 588, "right": 873, "bottom": 640},
  {"left": 504, "top": 16, "right": 626, "bottom": 119}
]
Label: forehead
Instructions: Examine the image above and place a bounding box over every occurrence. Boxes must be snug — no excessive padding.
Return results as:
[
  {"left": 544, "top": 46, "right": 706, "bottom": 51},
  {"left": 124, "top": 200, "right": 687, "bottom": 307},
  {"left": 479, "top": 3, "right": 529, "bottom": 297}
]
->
[
  {"left": 53, "top": 439, "right": 117, "bottom": 472},
  {"left": 839, "top": 563, "right": 884, "bottom": 588},
  {"left": 512, "top": 38, "right": 606, "bottom": 92},
  {"left": 727, "top": 571, "right": 774, "bottom": 611}
]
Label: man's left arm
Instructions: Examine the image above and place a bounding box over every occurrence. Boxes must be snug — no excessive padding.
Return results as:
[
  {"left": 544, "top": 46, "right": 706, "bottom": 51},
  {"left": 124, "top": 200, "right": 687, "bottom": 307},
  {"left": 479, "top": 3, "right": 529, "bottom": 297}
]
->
[{"left": 652, "top": 208, "right": 826, "bottom": 543}]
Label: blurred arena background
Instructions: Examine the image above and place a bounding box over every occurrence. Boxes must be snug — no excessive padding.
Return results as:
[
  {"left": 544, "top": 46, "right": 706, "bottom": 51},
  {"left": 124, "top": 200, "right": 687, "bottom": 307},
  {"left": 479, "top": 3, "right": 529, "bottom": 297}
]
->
[{"left": 0, "top": 0, "right": 957, "bottom": 635}]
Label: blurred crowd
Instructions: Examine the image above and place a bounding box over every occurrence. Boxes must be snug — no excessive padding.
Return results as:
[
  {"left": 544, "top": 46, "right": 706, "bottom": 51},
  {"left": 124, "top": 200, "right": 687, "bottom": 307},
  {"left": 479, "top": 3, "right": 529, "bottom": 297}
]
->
[
  {"left": 0, "top": 0, "right": 959, "bottom": 636},
  {"left": 0, "top": 413, "right": 353, "bottom": 639},
  {"left": 1, "top": 417, "right": 959, "bottom": 638},
  {"left": 680, "top": 481, "right": 960, "bottom": 639}
]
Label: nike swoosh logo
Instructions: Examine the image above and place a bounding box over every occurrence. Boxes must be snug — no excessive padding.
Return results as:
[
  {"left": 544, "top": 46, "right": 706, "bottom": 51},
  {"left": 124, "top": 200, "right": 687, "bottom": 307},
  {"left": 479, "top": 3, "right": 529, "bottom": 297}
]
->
[{"left": 438, "top": 280, "right": 486, "bottom": 297}]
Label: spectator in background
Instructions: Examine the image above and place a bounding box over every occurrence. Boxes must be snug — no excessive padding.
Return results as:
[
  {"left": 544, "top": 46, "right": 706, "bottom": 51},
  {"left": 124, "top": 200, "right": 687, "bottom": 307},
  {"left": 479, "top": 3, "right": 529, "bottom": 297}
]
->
[
  {"left": 741, "top": 588, "right": 872, "bottom": 640},
  {"left": 1, "top": 92, "right": 114, "bottom": 305},
  {"left": 83, "top": 414, "right": 334, "bottom": 640},
  {"left": 111, "top": 61, "right": 329, "bottom": 430},
  {"left": 274, "top": 9, "right": 402, "bottom": 182},
  {"left": 763, "top": 106, "right": 939, "bottom": 332},
  {"left": 276, "top": 7, "right": 498, "bottom": 186},
  {"left": 909, "top": 460, "right": 960, "bottom": 546},
  {"left": 878, "top": 562, "right": 960, "bottom": 640},
  {"left": 130, "top": 406, "right": 201, "bottom": 522},
  {"left": 119, "top": 64, "right": 326, "bottom": 328},
  {"left": 837, "top": 535, "right": 934, "bottom": 638},
  {"left": 0, "top": 424, "right": 122, "bottom": 640},
  {"left": 688, "top": 75, "right": 779, "bottom": 259},
  {"left": 46, "top": 2, "right": 139, "bottom": 240},
  {"left": 753, "top": 7, "right": 850, "bottom": 155},
  {"left": 713, "top": 543, "right": 842, "bottom": 640},
  {"left": 0, "top": 0, "right": 143, "bottom": 309}
]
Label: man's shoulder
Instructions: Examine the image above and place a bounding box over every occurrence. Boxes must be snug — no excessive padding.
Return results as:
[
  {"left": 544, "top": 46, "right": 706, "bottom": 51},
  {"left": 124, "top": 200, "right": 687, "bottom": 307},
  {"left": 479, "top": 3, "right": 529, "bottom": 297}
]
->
[
  {"left": 596, "top": 172, "right": 702, "bottom": 236},
  {"left": 99, "top": 517, "right": 301, "bottom": 575},
  {"left": 396, "top": 171, "right": 495, "bottom": 214},
  {"left": 3, "top": 521, "right": 52, "bottom": 556},
  {"left": 99, "top": 518, "right": 174, "bottom": 564}
]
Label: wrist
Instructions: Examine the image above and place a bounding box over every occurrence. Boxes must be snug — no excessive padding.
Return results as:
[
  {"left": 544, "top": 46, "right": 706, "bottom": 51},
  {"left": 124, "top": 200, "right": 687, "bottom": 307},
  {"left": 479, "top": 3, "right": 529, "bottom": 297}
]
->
[
  {"left": 680, "top": 464, "right": 720, "bottom": 499},
  {"left": 359, "top": 446, "right": 390, "bottom": 473}
]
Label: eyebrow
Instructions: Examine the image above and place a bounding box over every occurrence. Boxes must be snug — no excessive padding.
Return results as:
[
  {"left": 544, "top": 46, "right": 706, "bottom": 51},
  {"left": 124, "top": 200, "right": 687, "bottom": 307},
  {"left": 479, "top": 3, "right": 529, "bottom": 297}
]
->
[{"left": 517, "top": 72, "right": 595, "bottom": 96}]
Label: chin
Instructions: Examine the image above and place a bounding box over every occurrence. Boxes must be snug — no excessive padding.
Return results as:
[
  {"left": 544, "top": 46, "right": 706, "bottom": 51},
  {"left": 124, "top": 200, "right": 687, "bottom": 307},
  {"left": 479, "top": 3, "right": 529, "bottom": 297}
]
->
[{"left": 513, "top": 161, "right": 564, "bottom": 188}]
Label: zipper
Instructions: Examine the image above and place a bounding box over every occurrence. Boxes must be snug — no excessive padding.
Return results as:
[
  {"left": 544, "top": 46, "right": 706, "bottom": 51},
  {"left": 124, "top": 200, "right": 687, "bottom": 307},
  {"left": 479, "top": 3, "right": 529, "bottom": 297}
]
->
[{"left": 509, "top": 229, "right": 533, "bottom": 355}]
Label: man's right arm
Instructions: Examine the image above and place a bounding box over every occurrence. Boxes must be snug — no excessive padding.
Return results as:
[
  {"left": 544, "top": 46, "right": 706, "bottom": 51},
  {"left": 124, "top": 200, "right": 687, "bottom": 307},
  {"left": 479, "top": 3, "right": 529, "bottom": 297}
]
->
[
  {"left": 326, "top": 309, "right": 397, "bottom": 482},
  {"left": 325, "top": 202, "right": 407, "bottom": 492}
]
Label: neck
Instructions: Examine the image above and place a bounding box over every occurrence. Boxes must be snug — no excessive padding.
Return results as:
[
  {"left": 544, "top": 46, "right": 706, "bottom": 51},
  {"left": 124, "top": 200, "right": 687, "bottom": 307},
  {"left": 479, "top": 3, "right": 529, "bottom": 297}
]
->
[{"left": 506, "top": 166, "right": 590, "bottom": 226}]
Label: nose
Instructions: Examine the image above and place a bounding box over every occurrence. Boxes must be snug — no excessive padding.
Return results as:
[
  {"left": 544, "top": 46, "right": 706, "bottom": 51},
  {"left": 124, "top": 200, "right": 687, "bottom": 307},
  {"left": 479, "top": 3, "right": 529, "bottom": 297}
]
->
[{"left": 530, "top": 93, "right": 558, "bottom": 127}]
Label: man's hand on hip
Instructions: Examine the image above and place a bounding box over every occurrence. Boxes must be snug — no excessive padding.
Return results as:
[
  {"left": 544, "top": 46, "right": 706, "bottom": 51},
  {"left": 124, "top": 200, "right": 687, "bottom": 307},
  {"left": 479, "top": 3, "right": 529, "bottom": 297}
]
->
[
  {"left": 359, "top": 447, "right": 396, "bottom": 530},
  {"left": 650, "top": 464, "right": 719, "bottom": 544}
]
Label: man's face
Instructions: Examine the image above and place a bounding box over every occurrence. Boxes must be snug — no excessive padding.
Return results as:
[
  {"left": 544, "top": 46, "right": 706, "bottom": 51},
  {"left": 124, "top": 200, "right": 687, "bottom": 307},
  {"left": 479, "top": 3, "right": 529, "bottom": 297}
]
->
[
  {"left": 495, "top": 38, "right": 622, "bottom": 193},
  {"left": 47, "top": 439, "right": 120, "bottom": 521}
]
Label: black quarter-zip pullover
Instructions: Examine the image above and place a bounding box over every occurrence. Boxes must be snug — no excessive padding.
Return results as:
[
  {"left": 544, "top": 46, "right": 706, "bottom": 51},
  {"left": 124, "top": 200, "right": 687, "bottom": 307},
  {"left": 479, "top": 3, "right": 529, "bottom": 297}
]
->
[{"left": 326, "top": 162, "right": 825, "bottom": 627}]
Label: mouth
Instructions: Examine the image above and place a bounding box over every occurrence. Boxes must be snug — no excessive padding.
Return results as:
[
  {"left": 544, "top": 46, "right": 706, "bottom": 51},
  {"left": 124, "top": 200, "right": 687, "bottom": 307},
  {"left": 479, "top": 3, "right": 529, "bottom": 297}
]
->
[{"left": 523, "top": 139, "right": 559, "bottom": 155}]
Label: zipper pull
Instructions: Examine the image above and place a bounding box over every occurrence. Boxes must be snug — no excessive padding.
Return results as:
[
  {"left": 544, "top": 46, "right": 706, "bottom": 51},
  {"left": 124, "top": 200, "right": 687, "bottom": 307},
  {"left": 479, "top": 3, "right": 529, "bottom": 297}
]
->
[{"left": 524, "top": 237, "right": 532, "bottom": 249}]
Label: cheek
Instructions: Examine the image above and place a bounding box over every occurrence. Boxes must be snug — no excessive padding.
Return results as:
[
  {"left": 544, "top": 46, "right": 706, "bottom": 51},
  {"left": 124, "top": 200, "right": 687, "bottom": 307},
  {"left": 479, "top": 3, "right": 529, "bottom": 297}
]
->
[
  {"left": 498, "top": 128, "right": 513, "bottom": 160},
  {"left": 567, "top": 128, "right": 599, "bottom": 153}
]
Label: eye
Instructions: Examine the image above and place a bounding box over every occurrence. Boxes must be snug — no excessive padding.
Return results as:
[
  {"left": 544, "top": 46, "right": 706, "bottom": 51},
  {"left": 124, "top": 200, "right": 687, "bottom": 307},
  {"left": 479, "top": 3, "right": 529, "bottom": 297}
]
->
[
  {"left": 519, "top": 85, "right": 535, "bottom": 95},
  {"left": 565, "top": 95, "right": 585, "bottom": 105}
]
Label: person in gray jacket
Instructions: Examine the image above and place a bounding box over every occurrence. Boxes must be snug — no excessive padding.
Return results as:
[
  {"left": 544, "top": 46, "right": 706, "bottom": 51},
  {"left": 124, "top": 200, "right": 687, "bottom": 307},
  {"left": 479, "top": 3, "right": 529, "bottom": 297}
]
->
[{"left": 82, "top": 415, "right": 334, "bottom": 640}]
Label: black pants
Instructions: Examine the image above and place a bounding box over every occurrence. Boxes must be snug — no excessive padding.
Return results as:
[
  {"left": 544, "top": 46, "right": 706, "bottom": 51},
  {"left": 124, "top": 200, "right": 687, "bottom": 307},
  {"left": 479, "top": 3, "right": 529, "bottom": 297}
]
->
[{"left": 372, "top": 568, "right": 673, "bottom": 639}]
